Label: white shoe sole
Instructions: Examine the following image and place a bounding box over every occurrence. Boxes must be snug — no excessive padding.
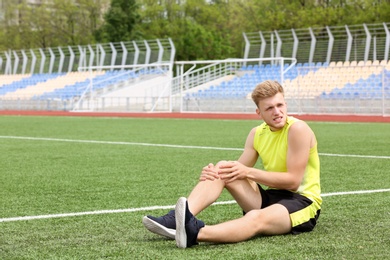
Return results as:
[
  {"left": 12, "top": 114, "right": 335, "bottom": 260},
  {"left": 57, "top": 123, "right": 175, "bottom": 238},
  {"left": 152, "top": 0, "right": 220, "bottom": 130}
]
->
[
  {"left": 175, "top": 197, "right": 187, "bottom": 248},
  {"left": 142, "top": 216, "right": 175, "bottom": 240}
]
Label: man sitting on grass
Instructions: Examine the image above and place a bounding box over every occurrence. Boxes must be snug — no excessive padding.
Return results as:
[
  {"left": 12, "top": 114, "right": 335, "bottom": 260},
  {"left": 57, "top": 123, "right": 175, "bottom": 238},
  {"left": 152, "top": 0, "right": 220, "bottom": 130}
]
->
[{"left": 143, "top": 80, "right": 322, "bottom": 248}]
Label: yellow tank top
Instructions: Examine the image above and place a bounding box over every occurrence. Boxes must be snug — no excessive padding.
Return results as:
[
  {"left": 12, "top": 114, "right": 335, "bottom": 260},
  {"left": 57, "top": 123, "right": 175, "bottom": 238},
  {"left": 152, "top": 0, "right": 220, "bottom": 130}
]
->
[{"left": 253, "top": 116, "right": 322, "bottom": 206}]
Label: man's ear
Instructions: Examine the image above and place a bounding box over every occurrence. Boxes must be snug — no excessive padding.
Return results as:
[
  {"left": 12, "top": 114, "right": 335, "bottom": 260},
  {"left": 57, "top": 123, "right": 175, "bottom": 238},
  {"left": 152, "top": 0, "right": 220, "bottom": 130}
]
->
[{"left": 256, "top": 108, "right": 262, "bottom": 120}]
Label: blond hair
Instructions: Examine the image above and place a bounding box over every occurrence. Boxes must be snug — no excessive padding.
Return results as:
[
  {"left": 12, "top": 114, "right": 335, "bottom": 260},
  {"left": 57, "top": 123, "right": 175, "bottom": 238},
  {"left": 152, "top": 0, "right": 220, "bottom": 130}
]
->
[{"left": 251, "top": 80, "right": 284, "bottom": 107}]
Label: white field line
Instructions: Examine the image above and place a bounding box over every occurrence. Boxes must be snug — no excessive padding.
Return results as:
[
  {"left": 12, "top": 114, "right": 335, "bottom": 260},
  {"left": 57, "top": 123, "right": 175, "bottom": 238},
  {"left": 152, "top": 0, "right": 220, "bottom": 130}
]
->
[
  {"left": 1, "top": 189, "right": 390, "bottom": 223},
  {"left": 1, "top": 135, "right": 390, "bottom": 159},
  {"left": 0, "top": 135, "right": 243, "bottom": 151},
  {"left": 0, "top": 136, "right": 389, "bottom": 223}
]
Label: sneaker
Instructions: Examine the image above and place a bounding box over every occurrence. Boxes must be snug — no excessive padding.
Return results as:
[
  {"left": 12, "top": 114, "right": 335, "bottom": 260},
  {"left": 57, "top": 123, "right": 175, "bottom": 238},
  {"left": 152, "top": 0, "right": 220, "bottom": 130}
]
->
[
  {"left": 142, "top": 210, "right": 176, "bottom": 240},
  {"left": 175, "top": 197, "right": 205, "bottom": 248}
]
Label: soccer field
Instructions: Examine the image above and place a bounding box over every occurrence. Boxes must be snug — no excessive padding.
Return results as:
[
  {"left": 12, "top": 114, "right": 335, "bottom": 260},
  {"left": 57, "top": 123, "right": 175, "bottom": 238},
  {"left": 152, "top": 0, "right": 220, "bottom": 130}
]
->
[{"left": 0, "top": 116, "right": 389, "bottom": 259}]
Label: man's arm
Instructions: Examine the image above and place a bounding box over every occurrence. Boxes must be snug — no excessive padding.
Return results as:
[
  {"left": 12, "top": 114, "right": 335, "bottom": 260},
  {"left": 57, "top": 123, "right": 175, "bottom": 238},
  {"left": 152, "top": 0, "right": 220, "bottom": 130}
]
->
[
  {"left": 284, "top": 121, "right": 314, "bottom": 190},
  {"left": 237, "top": 127, "right": 259, "bottom": 167},
  {"left": 219, "top": 121, "right": 313, "bottom": 191}
]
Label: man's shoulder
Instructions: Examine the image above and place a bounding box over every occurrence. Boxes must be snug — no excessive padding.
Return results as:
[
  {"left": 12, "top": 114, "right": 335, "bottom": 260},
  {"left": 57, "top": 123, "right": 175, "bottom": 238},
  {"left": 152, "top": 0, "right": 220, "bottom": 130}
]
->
[
  {"left": 287, "top": 116, "right": 309, "bottom": 129},
  {"left": 287, "top": 117, "right": 315, "bottom": 142}
]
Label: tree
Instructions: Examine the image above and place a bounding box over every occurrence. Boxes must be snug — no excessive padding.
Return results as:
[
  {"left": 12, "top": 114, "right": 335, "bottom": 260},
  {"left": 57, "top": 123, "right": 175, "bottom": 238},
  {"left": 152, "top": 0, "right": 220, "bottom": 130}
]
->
[
  {"left": 136, "top": 0, "right": 236, "bottom": 60},
  {"left": 51, "top": 0, "right": 107, "bottom": 46},
  {"left": 0, "top": 0, "right": 108, "bottom": 50},
  {"left": 95, "top": 0, "right": 140, "bottom": 42},
  {"left": 1, "top": 0, "right": 390, "bottom": 61}
]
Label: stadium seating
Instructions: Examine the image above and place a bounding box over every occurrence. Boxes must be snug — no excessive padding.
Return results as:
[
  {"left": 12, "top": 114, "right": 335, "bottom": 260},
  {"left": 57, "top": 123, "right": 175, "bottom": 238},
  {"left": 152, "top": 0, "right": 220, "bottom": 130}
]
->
[
  {"left": 1, "top": 61, "right": 389, "bottom": 103},
  {"left": 36, "top": 70, "right": 135, "bottom": 100},
  {"left": 185, "top": 60, "right": 390, "bottom": 101},
  {"left": 0, "top": 73, "right": 63, "bottom": 97},
  {"left": 0, "top": 70, "right": 143, "bottom": 100}
]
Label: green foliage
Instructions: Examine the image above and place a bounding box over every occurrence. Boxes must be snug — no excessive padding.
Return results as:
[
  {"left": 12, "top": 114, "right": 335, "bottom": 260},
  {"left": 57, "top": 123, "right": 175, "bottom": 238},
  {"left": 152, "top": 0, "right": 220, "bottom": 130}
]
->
[
  {"left": 0, "top": 0, "right": 390, "bottom": 59},
  {"left": 95, "top": 0, "right": 140, "bottom": 42},
  {"left": 0, "top": 0, "right": 108, "bottom": 49},
  {"left": 136, "top": 0, "right": 236, "bottom": 59},
  {"left": 172, "top": 18, "right": 234, "bottom": 61}
]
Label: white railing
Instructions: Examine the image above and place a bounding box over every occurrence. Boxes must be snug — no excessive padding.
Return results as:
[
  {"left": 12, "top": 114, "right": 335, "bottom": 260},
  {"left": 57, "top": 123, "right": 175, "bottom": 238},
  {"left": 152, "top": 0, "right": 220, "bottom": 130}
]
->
[
  {"left": 73, "top": 62, "right": 173, "bottom": 112},
  {"left": 1, "top": 58, "right": 389, "bottom": 116},
  {"left": 173, "top": 58, "right": 297, "bottom": 112}
]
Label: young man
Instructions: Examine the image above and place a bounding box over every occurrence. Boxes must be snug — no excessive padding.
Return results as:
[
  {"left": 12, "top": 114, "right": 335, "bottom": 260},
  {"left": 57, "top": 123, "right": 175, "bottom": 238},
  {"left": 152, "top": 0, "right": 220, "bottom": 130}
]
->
[{"left": 143, "top": 80, "right": 322, "bottom": 248}]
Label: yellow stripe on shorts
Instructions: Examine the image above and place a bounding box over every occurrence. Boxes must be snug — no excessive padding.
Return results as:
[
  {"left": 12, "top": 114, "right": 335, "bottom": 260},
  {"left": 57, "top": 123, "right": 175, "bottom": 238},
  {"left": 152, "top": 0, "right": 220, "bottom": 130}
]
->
[{"left": 290, "top": 202, "right": 320, "bottom": 227}]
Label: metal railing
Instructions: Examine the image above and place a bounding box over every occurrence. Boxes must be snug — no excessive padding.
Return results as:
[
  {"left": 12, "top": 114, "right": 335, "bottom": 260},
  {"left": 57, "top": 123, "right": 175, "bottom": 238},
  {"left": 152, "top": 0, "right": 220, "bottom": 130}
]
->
[{"left": 243, "top": 23, "right": 390, "bottom": 65}]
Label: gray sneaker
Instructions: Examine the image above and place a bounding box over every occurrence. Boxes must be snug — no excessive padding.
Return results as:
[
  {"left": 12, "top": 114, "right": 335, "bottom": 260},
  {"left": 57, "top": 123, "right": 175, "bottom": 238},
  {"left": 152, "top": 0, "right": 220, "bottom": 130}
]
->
[
  {"left": 142, "top": 210, "right": 176, "bottom": 240},
  {"left": 175, "top": 197, "right": 205, "bottom": 248}
]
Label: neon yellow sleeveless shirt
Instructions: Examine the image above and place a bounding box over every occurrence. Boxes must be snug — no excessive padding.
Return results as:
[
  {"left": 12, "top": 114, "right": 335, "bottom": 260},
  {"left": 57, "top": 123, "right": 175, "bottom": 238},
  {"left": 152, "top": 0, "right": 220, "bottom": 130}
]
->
[{"left": 253, "top": 116, "right": 322, "bottom": 206}]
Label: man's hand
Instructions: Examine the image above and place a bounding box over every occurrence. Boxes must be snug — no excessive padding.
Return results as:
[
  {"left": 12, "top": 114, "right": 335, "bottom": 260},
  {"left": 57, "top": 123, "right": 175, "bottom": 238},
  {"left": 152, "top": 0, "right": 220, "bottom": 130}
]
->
[
  {"left": 199, "top": 163, "right": 220, "bottom": 181},
  {"left": 218, "top": 161, "right": 249, "bottom": 183}
]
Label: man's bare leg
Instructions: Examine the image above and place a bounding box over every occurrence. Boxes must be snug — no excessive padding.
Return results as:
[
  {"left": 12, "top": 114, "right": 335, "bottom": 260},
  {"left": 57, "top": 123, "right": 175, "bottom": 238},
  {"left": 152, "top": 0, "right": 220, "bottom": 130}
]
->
[
  {"left": 197, "top": 204, "right": 291, "bottom": 243},
  {"left": 187, "top": 177, "right": 225, "bottom": 215}
]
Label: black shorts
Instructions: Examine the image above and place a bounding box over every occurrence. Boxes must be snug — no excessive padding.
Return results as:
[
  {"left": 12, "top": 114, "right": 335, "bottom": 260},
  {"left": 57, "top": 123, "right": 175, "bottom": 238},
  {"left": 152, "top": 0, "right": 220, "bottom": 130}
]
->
[{"left": 253, "top": 184, "right": 321, "bottom": 234}]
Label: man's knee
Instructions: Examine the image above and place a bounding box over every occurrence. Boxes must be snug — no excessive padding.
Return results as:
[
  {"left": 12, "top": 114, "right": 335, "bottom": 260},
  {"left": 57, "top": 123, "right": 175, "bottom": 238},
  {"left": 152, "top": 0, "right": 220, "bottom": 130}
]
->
[
  {"left": 243, "top": 210, "right": 264, "bottom": 231},
  {"left": 244, "top": 206, "right": 291, "bottom": 235}
]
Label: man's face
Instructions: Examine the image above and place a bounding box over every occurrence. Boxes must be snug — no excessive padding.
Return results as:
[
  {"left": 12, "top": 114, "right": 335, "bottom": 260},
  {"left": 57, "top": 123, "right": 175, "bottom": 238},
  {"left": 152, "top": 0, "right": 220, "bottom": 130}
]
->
[{"left": 256, "top": 93, "right": 287, "bottom": 131}]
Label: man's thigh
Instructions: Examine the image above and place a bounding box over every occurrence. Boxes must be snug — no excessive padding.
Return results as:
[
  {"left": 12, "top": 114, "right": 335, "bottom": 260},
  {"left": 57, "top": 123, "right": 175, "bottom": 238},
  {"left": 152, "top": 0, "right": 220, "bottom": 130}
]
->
[{"left": 225, "top": 179, "right": 262, "bottom": 213}]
